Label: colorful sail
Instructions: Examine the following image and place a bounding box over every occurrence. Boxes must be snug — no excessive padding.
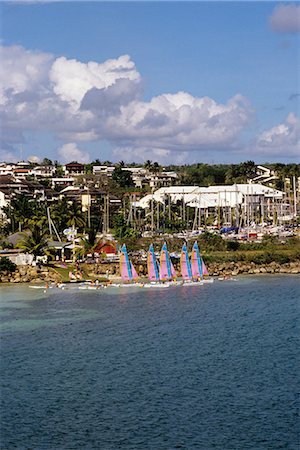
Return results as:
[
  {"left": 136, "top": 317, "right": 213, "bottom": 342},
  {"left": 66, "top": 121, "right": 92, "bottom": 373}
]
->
[
  {"left": 191, "top": 241, "right": 203, "bottom": 280},
  {"left": 159, "top": 242, "right": 172, "bottom": 281},
  {"left": 201, "top": 259, "right": 209, "bottom": 276},
  {"left": 180, "top": 243, "right": 192, "bottom": 280},
  {"left": 147, "top": 244, "right": 160, "bottom": 281},
  {"left": 120, "top": 244, "right": 133, "bottom": 281},
  {"left": 131, "top": 262, "right": 139, "bottom": 280},
  {"left": 170, "top": 260, "right": 177, "bottom": 279}
]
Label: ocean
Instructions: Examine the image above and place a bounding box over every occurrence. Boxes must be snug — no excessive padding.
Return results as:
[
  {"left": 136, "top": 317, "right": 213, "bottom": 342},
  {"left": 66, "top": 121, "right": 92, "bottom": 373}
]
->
[{"left": 0, "top": 276, "right": 299, "bottom": 449}]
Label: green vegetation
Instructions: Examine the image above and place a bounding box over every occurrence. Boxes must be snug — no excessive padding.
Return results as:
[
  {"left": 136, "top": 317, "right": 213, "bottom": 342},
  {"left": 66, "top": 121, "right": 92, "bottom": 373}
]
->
[
  {"left": 0, "top": 160, "right": 299, "bottom": 265},
  {"left": 18, "top": 224, "right": 48, "bottom": 257},
  {"left": 0, "top": 257, "right": 17, "bottom": 273}
]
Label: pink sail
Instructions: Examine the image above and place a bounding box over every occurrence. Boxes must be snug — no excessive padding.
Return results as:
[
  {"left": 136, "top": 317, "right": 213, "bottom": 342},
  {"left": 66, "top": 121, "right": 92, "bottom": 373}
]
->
[
  {"left": 131, "top": 262, "right": 139, "bottom": 280},
  {"left": 202, "top": 260, "right": 209, "bottom": 276},
  {"left": 120, "top": 249, "right": 131, "bottom": 282},
  {"left": 148, "top": 244, "right": 159, "bottom": 281},
  {"left": 191, "top": 242, "right": 201, "bottom": 279},
  {"left": 159, "top": 250, "right": 169, "bottom": 280},
  {"left": 170, "top": 260, "right": 177, "bottom": 279},
  {"left": 181, "top": 244, "right": 192, "bottom": 280}
]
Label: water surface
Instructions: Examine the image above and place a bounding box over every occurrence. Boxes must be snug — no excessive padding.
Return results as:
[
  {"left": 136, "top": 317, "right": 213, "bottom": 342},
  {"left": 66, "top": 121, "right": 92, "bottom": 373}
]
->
[{"left": 0, "top": 276, "right": 299, "bottom": 449}]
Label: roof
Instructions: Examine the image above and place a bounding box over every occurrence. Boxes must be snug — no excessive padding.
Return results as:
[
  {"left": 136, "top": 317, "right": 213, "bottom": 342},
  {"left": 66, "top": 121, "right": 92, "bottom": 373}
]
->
[{"left": 65, "top": 162, "right": 84, "bottom": 167}]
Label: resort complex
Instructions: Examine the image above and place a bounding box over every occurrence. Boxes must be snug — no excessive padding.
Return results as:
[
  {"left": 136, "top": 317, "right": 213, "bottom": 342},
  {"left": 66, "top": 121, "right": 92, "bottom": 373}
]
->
[{"left": 0, "top": 159, "right": 299, "bottom": 283}]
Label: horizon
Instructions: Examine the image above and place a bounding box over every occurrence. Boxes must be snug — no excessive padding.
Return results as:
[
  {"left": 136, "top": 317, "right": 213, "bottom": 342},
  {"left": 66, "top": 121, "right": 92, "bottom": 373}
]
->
[
  {"left": 0, "top": 1, "right": 299, "bottom": 165},
  {"left": 1, "top": 158, "right": 299, "bottom": 169}
]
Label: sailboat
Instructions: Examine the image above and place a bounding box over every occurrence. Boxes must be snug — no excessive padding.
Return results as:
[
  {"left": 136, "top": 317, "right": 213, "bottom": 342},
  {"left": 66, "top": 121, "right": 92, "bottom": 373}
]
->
[
  {"left": 180, "top": 243, "right": 192, "bottom": 281},
  {"left": 118, "top": 244, "right": 141, "bottom": 286},
  {"left": 191, "top": 241, "right": 213, "bottom": 284},
  {"left": 191, "top": 241, "right": 203, "bottom": 281},
  {"left": 159, "top": 242, "right": 181, "bottom": 285},
  {"left": 181, "top": 243, "right": 202, "bottom": 285},
  {"left": 144, "top": 244, "right": 169, "bottom": 288}
]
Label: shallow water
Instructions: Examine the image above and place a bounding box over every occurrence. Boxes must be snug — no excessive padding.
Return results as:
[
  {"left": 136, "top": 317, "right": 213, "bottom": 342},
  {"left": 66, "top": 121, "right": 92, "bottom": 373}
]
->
[{"left": 0, "top": 276, "right": 299, "bottom": 449}]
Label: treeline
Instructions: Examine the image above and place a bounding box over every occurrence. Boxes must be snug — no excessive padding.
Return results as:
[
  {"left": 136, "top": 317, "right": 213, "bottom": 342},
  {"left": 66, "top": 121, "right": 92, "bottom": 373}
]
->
[{"left": 167, "top": 162, "right": 300, "bottom": 188}]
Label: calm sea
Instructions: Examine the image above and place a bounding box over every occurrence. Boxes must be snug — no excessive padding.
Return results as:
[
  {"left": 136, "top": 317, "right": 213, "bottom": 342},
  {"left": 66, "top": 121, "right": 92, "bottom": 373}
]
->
[{"left": 0, "top": 276, "right": 299, "bottom": 450}]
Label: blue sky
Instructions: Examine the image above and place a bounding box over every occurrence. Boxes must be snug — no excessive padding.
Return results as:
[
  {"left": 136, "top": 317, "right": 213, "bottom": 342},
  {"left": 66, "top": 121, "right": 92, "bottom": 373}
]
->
[{"left": 0, "top": 1, "right": 299, "bottom": 165}]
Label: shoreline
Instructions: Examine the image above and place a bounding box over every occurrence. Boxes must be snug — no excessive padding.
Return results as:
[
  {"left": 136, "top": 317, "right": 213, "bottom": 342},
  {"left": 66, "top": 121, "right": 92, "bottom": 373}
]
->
[{"left": 0, "top": 260, "right": 299, "bottom": 284}]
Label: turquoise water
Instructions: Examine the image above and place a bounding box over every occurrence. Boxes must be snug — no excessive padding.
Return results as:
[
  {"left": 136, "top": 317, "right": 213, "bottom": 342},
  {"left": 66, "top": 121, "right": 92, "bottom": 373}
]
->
[{"left": 0, "top": 276, "right": 299, "bottom": 449}]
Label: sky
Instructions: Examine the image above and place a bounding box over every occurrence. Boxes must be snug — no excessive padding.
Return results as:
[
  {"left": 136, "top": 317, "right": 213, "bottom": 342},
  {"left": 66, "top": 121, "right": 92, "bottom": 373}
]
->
[{"left": 0, "top": 1, "right": 299, "bottom": 165}]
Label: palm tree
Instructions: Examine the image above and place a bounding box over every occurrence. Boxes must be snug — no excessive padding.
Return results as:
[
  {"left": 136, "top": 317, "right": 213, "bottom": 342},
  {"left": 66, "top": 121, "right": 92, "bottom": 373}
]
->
[
  {"left": 144, "top": 160, "right": 153, "bottom": 171},
  {"left": 66, "top": 201, "right": 85, "bottom": 229},
  {"left": 19, "top": 223, "right": 48, "bottom": 257},
  {"left": 150, "top": 161, "right": 160, "bottom": 173},
  {"left": 77, "top": 227, "right": 98, "bottom": 258},
  {"left": 8, "top": 195, "right": 35, "bottom": 232},
  {"left": 50, "top": 198, "right": 69, "bottom": 234}
]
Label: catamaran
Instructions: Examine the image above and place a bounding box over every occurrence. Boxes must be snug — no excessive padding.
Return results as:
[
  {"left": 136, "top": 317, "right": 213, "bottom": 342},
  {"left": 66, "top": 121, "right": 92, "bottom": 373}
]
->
[
  {"left": 118, "top": 244, "right": 142, "bottom": 287},
  {"left": 191, "top": 241, "right": 213, "bottom": 284},
  {"left": 180, "top": 243, "right": 203, "bottom": 285},
  {"left": 160, "top": 242, "right": 181, "bottom": 286},
  {"left": 144, "top": 243, "right": 169, "bottom": 288}
]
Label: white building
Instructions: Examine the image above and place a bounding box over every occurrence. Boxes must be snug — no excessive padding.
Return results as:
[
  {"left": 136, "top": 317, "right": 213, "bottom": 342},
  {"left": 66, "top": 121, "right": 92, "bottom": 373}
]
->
[{"left": 133, "top": 183, "right": 284, "bottom": 210}]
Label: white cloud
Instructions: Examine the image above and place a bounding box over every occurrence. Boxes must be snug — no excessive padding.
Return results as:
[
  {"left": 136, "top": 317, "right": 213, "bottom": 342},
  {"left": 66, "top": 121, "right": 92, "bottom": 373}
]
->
[
  {"left": 105, "top": 92, "right": 252, "bottom": 155},
  {"left": 269, "top": 4, "right": 300, "bottom": 34},
  {"left": 0, "top": 45, "right": 53, "bottom": 105},
  {"left": 50, "top": 54, "right": 141, "bottom": 109},
  {"left": 5, "top": 43, "right": 299, "bottom": 164},
  {"left": 57, "top": 143, "right": 90, "bottom": 163},
  {"left": 27, "top": 155, "right": 41, "bottom": 163},
  {"left": 254, "top": 113, "right": 300, "bottom": 157}
]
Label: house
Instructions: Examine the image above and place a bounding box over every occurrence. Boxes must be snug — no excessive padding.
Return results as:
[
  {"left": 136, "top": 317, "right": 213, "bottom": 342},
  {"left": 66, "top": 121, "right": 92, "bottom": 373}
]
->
[
  {"left": 32, "top": 165, "right": 56, "bottom": 178},
  {"left": 64, "top": 162, "right": 85, "bottom": 176},
  {"left": 51, "top": 177, "right": 75, "bottom": 190},
  {"left": 249, "top": 165, "right": 278, "bottom": 186},
  {"left": 0, "top": 249, "right": 34, "bottom": 265},
  {"left": 93, "top": 165, "right": 116, "bottom": 176},
  {"left": 13, "top": 168, "right": 31, "bottom": 179},
  {"left": 121, "top": 167, "right": 179, "bottom": 188},
  {"left": 0, "top": 163, "right": 14, "bottom": 176}
]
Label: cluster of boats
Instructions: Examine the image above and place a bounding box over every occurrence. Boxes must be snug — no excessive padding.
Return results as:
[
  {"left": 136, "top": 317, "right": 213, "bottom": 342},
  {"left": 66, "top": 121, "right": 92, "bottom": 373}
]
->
[
  {"left": 29, "top": 241, "right": 214, "bottom": 291},
  {"left": 118, "top": 241, "right": 213, "bottom": 288}
]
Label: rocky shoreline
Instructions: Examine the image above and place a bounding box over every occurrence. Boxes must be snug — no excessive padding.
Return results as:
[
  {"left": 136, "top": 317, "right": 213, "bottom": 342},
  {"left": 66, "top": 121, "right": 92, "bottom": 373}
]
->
[{"left": 0, "top": 260, "right": 299, "bottom": 284}]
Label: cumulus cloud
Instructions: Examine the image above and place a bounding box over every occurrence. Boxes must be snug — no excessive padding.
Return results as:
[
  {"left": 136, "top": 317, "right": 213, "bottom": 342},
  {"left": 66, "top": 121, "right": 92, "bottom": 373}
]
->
[
  {"left": 269, "top": 4, "right": 300, "bottom": 34},
  {"left": 106, "top": 92, "right": 252, "bottom": 151},
  {"left": 254, "top": 113, "right": 300, "bottom": 157},
  {"left": 0, "top": 45, "right": 53, "bottom": 105},
  {"left": 28, "top": 155, "right": 41, "bottom": 163},
  {"left": 5, "top": 43, "right": 298, "bottom": 164},
  {"left": 0, "top": 44, "right": 255, "bottom": 162},
  {"left": 57, "top": 143, "right": 90, "bottom": 163},
  {"left": 50, "top": 54, "right": 141, "bottom": 109}
]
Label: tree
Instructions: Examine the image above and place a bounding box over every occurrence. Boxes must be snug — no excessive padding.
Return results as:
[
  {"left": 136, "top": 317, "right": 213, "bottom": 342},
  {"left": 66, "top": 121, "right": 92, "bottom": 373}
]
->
[
  {"left": 150, "top": 161, "right": 160, "bottom": 173},
  {"left": 41, "top": 157, "right": 53, "bottom": 166},
  {"left": 66, "top": 201, "right": 85, "bottom": 229},
  {"left": 112, "top": 166, "right": 134, "bottom": 188},
  {"left": 49, "top": 198, "right": 70, "bottom": 234},
  {"left": 0, "top": 257, "right": 16, "bottom": 273},
  {"left": 5, "top": 195, "right": 35, "bottom": 232},
  {"left": 144, "top": 160, "right": 153, "bottom": 171},
  {"left": 78, "top": 227, "right": 99, "bottom": 258},
  {"left": 19, "top": 224, "right": 48, "bottom": 257}
]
